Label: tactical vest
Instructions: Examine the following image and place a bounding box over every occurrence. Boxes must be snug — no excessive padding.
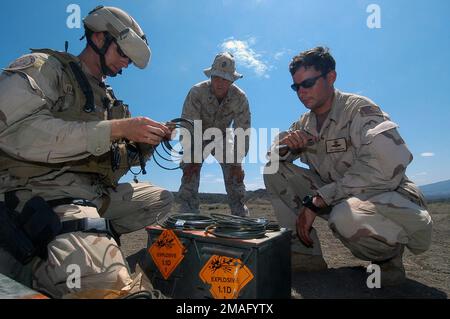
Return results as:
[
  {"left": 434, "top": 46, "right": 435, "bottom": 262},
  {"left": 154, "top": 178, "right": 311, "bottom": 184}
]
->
[{"left": 0, "top": 49, "right": 135, "bottom": 188}]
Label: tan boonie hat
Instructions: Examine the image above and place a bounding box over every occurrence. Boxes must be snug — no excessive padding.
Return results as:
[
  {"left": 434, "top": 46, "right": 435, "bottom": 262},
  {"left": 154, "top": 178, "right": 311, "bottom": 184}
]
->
[{"left": 203, "top": 52, "right": 243, "bottom": 82}]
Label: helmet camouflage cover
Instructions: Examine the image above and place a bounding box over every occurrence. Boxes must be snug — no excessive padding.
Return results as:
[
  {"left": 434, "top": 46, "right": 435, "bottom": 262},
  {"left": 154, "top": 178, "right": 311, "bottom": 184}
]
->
[{"left": 83, "top": 6, "right": 151, "bottom": 69}]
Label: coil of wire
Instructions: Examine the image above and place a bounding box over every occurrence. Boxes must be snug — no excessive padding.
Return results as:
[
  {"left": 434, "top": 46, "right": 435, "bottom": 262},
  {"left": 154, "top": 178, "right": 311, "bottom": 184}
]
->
[
  {"left": 158, "top": 213, "right": 215, "bottom": 230},
  {"left": 205, "top": 213, "right": 278, "bottom": 239},
  {"left": 151, "top": 118, "right": 194, "bottom": 171}
]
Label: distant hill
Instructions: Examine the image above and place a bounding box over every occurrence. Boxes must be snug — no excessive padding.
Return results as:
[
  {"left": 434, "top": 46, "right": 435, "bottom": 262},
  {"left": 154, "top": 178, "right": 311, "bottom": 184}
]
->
[
  {"left": 173, "top": 188, "right": 271, "bottom": 205},
  {"left": 173, "top": 179, "right": 450, "bottom": 203},
  {"left": 419, "top": 180, "right": 450, "bottom": 201}
]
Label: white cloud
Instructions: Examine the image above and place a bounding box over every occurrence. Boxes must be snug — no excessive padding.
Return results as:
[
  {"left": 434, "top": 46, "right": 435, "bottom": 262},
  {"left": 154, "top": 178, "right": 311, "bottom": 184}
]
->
[
  {"left": 221, "top": 37, "right": 270, "bottom": 78},
  {"left": 414, "top": 172, "right": 428, "bottom": 176},
  {"left": 420, "top": 152, "right": 435, "bottom": 157},
  {"left": 274, "top": 51, "right": 286, "bottom": 60},
  {"left": 273, "top": 48, "right": 294, "bottom": 61}
]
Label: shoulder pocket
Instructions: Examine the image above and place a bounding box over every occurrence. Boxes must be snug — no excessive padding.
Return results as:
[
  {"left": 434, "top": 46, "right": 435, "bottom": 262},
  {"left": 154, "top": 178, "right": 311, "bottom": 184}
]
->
[{"left": 362, "top": 120, "right": 399, "bottom": 145}]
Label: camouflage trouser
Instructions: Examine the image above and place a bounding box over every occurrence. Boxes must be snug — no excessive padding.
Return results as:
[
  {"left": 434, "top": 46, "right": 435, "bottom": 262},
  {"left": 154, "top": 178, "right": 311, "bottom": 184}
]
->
[
  {"left": 178, "top": 162, "right": 248, "bottom": 216},
  {"left": 0, "top": 182, "right": 173, "bottom": 298},
  {"left": 263, "top": 162, "right": 432, "bottom": 261}
]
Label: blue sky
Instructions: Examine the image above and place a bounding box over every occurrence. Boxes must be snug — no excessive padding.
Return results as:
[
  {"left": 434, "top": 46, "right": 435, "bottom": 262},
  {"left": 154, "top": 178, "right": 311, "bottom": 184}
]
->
[{"left": 1, "top": 0, "right": 449, "bottom": 193}]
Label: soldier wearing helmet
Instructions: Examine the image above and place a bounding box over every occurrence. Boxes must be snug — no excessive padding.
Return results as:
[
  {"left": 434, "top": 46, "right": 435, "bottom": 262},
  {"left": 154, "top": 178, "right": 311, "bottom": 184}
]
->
[
  {"left": 82, "top": 5, "right": 151, "bottom": 76},
  {"left": 0, "top": 6, "right": 172, "bottom": 298}
]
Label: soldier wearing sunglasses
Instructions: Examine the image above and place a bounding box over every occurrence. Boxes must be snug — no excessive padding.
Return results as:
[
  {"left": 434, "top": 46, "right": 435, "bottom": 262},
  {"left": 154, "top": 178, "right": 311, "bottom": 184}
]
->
[{"left": 264, "top": 46, "right": 432, "bottom": 286}]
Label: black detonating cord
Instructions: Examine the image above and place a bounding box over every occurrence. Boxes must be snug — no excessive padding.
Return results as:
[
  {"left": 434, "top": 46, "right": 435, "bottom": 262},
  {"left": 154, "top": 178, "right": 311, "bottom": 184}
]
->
[
  {"left": 205, "top": 213, "right": 280, "bottom": 239},
  {"left": 158, "top": 212, "right": 280, "bottom": 239},
  {"left": 150, "top": 118, "right": 194, "bottom": 171},
  {"left": 157, "top": 213, "right": 215, "bottom": 230}
]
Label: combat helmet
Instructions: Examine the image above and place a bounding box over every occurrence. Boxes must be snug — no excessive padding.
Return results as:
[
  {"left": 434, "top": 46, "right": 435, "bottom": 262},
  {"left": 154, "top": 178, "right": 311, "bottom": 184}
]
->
[{"left": 83, "top": 5, "right": 151, "bottom": 75}]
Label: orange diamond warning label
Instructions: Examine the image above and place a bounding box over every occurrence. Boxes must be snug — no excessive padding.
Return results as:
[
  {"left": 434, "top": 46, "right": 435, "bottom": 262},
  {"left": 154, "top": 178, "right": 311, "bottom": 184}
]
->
[
  {"left": 149, "top": 229, "right": 185, "bottom": 280},
  {"left": 199, "top": 255, "right": 254, "bottom": 299}
]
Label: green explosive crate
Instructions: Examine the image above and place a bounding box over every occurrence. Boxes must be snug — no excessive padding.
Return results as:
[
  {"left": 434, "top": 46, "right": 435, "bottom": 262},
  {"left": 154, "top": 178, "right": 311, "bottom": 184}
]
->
[{"left": 142, "top": 225, "right": 291, "bottom": 299}]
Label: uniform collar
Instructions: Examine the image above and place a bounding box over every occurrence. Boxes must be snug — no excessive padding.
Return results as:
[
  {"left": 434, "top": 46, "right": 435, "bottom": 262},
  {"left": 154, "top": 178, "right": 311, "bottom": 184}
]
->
[
  {"left": 328, "top": 89, "right": 343, "bottom": 122},
  {"left": 302, "top": 89, "right": 342, "bottom": 135},
  {"left": 79, "top": 58, "right": 105, "bottom": 85}
]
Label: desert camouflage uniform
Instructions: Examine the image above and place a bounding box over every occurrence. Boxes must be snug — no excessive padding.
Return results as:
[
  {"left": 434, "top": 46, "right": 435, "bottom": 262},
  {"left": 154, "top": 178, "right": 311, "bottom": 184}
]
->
[
  {"left": 264, "top": 90, "right": 432, "bottom": 261},
  {"left": 0, "top": 52, "right": 172, "bottom": 297},
  {"left": 178, "top": 80, "right": 251, "bottom": 216}
]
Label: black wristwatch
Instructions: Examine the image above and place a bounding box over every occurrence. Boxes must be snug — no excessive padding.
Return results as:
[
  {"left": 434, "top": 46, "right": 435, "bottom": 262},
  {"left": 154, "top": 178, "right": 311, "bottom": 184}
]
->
[{"left": 302, "top": 195, "right": 322, "bottom": 214}]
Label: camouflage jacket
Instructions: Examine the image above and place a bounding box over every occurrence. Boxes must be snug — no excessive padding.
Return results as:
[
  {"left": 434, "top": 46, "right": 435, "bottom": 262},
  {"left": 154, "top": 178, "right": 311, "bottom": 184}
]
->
[
  {"left": 0, "top": 51, "right": 146, "bottom": 201},
  {"left": 269, "top": 90, "right": 426, "bottom": 207},
  {"left": 181, "top": 80, "right": 251, "bottom": 161}
]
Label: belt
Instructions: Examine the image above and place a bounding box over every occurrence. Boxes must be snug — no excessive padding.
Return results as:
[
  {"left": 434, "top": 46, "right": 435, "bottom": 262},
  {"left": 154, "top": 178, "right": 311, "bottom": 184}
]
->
[
  {"left": 2, "top": 193, "right": 121, "bottom": 246},
  {"left": 42, "top": 195, "right": 110, "bottom": 217},
  {"left": 62, "top": 217, "right": 110, "bottom": 235},
  {"left": 61, "top": 217, "right": 121, "bottom": 245},
  {"left": 4, "top": 192, "right": 98, "bottom": 211}
]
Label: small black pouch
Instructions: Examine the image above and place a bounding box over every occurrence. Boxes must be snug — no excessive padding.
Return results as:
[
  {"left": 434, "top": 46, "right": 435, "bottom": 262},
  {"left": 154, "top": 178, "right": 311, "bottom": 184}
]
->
[
  {"left": 17, "top": 196, "right": 62, "bottom": 260},
  {"left": 0, "top": 202, "right": 35, "bottom": 264}
]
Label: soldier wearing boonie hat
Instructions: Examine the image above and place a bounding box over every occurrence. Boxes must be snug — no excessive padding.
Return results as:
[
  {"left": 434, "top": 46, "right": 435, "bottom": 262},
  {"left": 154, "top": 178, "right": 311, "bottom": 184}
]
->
[
  {"left": 178, "top": 52, "right": 251, "bottom": 217},
  {"left": 203, "top": 52, "right": 243, "bottom": 82}
]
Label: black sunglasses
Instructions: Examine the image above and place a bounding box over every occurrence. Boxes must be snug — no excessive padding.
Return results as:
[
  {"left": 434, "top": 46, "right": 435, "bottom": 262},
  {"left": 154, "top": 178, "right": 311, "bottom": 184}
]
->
[
  {"left": 291, "top": 72, "right": 328, "bottom": 91},
  {"left": 114, "top": 41, "right": 131, "bottom": 63}
]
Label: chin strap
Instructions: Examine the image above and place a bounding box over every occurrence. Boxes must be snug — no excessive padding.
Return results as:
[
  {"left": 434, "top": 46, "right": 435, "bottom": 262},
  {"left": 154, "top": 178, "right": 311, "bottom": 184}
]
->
[{"left": 86, "top": 32, "right": 119, "bottom": 77}]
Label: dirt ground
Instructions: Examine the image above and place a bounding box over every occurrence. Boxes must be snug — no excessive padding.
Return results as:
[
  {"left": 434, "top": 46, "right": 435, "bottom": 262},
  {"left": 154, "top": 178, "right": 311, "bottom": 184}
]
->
[{"left": 121, "top": 200, "right": 449, "bottom": 299}]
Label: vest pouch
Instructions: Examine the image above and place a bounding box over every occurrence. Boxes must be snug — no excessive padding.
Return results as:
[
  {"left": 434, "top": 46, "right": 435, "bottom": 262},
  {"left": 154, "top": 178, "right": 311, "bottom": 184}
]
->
[
  {"left": 101, "top": 142, "right": 131, "bottom": 187},
  {"left": 18, "top": 196, "right": 62, "bottom": 260},
  {"left": 109, "top": 100, "right": 130, "bottom": 119},
  {"left": 0, "top": 202, "right": 36, "bottom": 264}
]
